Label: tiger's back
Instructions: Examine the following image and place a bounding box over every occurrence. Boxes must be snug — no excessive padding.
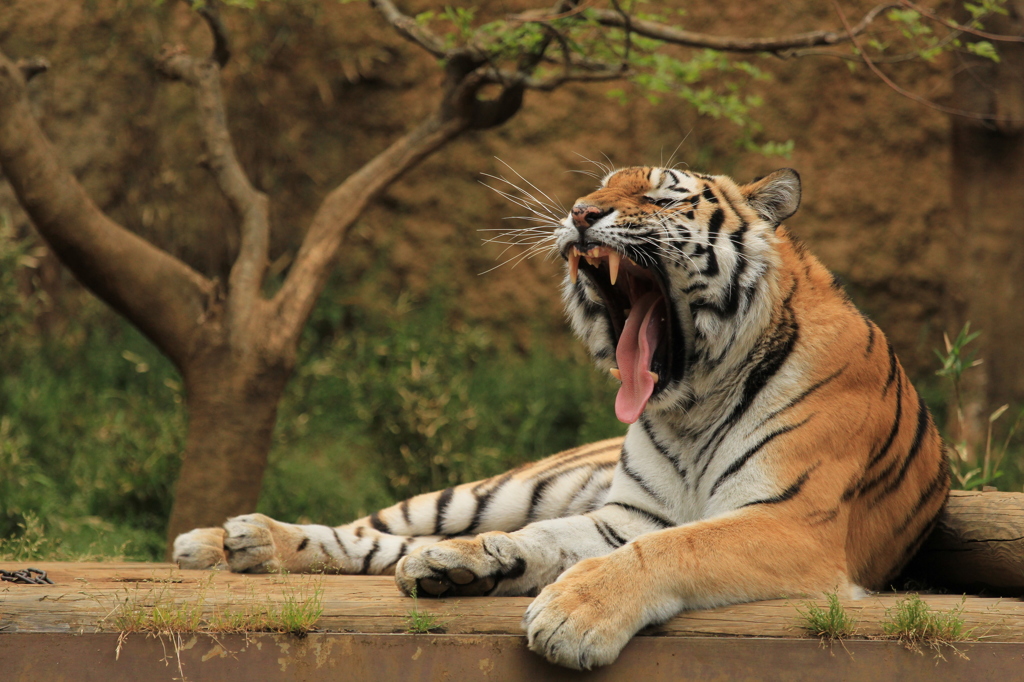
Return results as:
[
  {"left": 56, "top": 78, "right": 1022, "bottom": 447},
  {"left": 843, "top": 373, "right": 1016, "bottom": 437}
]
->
[{"left": 728, "top": 223, "right": 948, "bottom": 590}]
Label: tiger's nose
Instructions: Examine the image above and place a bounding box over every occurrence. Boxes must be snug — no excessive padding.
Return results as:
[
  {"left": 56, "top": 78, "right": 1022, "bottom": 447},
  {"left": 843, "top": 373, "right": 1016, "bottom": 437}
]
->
[{"left": 571, "top": 205, "right": 612, "bottom": 231}]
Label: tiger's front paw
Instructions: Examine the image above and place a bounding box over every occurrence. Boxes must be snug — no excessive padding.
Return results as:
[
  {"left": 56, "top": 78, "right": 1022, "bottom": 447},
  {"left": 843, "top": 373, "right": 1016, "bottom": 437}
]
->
[
  {"left": 395, "top": 532, "right": 526, "bottom": 597},
  {"left": 173, "top": 527, "right": 228, "bottom": 570},
  {"left": 221, "top": 513, "right": 312, "bottom": 573},
  {"left": 522, "top": 555, "right": 652, "bottom": 670},
  {"left": 174, "top": 513, "right": 302, "bottom": 573}
]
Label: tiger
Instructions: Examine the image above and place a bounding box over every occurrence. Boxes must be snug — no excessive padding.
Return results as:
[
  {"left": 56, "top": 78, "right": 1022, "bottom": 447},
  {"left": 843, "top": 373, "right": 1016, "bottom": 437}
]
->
[{"left": 174, "top": 166, "right": 950, "bottom": 670}]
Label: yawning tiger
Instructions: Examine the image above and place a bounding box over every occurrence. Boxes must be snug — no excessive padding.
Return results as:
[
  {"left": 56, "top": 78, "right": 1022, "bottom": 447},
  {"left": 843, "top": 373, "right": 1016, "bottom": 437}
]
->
[{"left": 174, "top": 166, "right": 948, "bottom": 670}]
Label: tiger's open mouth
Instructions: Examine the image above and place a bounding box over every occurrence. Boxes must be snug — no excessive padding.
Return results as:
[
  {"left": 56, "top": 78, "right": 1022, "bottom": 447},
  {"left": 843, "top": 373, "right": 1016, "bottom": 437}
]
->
[{"left": 566, "top": 244, "right": 674, "bottom": 424}]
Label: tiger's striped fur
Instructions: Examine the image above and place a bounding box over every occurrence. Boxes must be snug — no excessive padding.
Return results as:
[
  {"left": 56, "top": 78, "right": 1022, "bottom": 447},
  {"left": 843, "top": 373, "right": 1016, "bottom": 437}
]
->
[{"left": 173, "top": 166, "right": 949, "bottom": 670}]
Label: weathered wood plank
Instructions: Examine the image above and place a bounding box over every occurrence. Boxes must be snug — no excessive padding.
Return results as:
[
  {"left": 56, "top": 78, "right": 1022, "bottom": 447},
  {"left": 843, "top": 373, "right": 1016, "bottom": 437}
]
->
[{"left": 2, "top": 562, "right": 1023, "bottom": 641}]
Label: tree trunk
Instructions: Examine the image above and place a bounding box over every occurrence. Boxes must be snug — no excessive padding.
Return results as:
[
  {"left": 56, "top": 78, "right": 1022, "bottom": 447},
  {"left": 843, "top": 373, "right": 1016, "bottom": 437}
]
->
[
  {"left": 166, "top": 343, "right": 293, "bottom": 546},
  {"left": 163, "top": 282, "right": 299, "bottom": 547},
  {"left": 947, "top": 4, "right": 1024, "bottom": 449}
]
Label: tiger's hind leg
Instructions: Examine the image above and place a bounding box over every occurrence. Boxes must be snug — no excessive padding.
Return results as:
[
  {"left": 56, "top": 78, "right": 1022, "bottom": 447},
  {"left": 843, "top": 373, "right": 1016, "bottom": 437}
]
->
[{"left": 173, "top": 439, "right": 621, "bottom": 574}]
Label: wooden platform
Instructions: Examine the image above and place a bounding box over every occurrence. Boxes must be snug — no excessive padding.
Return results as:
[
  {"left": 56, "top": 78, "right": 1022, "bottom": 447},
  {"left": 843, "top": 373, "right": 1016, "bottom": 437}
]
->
[{"left": 3, "top": 562, "right": 1024, "bottom": 680}]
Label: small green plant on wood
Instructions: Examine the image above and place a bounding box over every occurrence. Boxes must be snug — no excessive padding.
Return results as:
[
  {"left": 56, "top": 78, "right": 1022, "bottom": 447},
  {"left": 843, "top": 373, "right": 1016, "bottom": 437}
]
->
[
  {"left": 108, "top": 574, "right": 325, "bottom": 681},
  {"left": 405, "top": 586, "right": 449, "bottom": 634},
  {"left": 882, "top": 594, "right": 973, "bottom": 657},
  {"left": 109, "top": 576, "right": 324, "bottom": 637},
  {"left": 796, "top": 591, "right": 857, "bottom": 643}
]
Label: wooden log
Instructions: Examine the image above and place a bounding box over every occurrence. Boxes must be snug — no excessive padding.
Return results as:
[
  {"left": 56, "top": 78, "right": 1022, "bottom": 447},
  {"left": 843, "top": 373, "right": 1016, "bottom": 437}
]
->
[
  {"left": 3, "top": 563, "right": 1024, "bottom": 640},
  {"left": 902, "top": 489, "right": 1024, "bottom": 595}
]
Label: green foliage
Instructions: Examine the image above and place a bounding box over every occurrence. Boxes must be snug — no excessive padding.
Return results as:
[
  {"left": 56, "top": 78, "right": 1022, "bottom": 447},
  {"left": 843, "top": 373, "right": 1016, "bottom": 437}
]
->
[
  {"left": 413, "top": 2, "right": 793, "bottom": 156},
  {"left": 269, "top": 283, "right": 622, "bottom": 507},
  {"left": 966, "top": 40, "right": 1000, "bottom": 62},
  {"left": 882, "top": 595, "right": 972, "bottom": 656},
  {"left": 877, "top": 1, "right": 1008, "bottom": 64},
  {"left": 405, "top": 587, "right": 449, "bottom": 634},
  {"left": 964, "top": 0, "right": 1010, "bottom": 21},
  {"left": 934, "top": 322, "right": 981, "bottom": 385},
  {"left": 0, "top": 227, "right": 184, "bottom": 559},
  {"left": 0, "top": 513, "right": 54, "bottom": 561},
  {"left": 110, "top": 577, "right": 324, "bottom": 635},
  {"left": 796, "top": 591, "right": 857, "bottom": 643},
  {"left": 1, "top": 220, "right": 622, "bottom": 549},
  {"left": 931, "top": 322, "right": 1023, "bottom": 492},
  {"left": 0, "top": 211, "right": 44, "bottom": 368}
]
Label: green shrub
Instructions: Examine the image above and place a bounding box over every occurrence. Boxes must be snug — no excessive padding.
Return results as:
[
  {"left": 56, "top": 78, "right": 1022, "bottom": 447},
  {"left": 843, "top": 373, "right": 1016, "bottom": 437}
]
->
[{"left": 263, "top": 288, "right": 623, "bottom": 519}]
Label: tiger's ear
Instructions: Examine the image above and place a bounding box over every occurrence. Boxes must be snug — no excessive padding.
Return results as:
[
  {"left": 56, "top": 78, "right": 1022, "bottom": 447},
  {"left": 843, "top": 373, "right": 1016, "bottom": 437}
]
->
[{"left": 740, "top": 168, "right": 801, "bottom": 227}]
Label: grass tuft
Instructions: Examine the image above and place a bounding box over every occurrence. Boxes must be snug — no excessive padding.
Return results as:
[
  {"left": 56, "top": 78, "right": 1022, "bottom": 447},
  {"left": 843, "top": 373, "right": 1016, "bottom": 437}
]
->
[
  {"left": 404, "top": 586, "right": 449, "bottom": 634},
  {"left": 796, "top": 591, "right": 857, "bottom": 643},
  {"left": 882, "top": 594, "right": 973, "bottom": 657},
  {"left": 108, "top": 576, "right": 324, "bottom": 637},
  {"left": 107, "top": 574, "right": 325, "bottom": 681}
]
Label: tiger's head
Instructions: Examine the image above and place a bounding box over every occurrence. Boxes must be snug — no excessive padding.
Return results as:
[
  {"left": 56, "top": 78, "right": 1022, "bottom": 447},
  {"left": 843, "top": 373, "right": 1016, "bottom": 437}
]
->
[{"left": 554, "top": 166, "right": 801, "bottom": 424}]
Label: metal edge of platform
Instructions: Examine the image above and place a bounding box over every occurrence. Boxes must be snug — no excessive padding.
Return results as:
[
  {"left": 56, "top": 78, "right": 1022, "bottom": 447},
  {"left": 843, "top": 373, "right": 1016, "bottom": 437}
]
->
[{"left": 2, "top": 632, "right": 1023, "bottom": 682}]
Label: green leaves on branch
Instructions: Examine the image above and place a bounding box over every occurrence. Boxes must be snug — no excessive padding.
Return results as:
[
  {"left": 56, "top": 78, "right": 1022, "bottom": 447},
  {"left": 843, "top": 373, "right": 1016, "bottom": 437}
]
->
[
  {"left": 412, "top": 3, "right": 792, "bottom": 156},
  {"left": 966, "top": 40, "right": 1000, "bottom": 62},
  {"left": 875, "top": 1, "right": 1008, "bottom": 64}
]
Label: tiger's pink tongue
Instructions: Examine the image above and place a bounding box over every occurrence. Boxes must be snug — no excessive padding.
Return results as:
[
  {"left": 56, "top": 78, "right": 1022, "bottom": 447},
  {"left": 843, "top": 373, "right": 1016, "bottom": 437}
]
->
[{"left": 614, "top": 290, "right": 664, "bottom": 424}]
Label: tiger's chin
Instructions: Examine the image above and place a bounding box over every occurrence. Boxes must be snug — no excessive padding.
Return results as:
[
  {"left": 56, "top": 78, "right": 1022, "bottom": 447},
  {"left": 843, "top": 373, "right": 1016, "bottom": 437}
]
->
[{"left": 565, "top": 243, "right": 682, "bottom": 424}]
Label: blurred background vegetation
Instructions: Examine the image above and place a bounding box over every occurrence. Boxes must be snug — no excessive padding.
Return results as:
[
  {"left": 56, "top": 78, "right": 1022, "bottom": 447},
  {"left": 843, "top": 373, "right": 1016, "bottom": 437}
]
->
[
  {"left": 1, "top": 0, "right": 1023, "bottom": 560},
  {"left": 0, "top": 210, "right": 627, "bottom": 559}
]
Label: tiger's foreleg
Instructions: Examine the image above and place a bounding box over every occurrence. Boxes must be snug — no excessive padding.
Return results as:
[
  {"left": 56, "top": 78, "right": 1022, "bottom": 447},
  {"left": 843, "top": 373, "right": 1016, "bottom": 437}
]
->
[
  {"left": 394, "top": 501, "right": 673, "bottom": 599},
  {"left": 522, "top": 507, "right": 850, "bottom": 670},
  {"left": 173, "top": 439, "right": 621, "bottom": 574}
]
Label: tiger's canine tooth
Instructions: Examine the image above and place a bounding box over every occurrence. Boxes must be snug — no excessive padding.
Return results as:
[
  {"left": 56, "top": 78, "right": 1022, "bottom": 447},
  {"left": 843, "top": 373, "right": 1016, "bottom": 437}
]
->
[
  {"left": 649, "top": 371, "right": 659, "bottom": 382},
  {"left": 568, "top": 250, "right": 580, "bottom": 283},
  {"left": 608, "top": 251, "right": 622, "bottom": 285},
  {"left": 609, "top": 367, "right": 621, "bottom": 381}
]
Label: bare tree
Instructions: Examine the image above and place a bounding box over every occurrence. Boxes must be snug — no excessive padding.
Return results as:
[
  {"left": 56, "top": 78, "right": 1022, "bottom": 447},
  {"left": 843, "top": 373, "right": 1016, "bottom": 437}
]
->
[{"left": 0, "top": 0, "right": 1011, "bottom": 549}]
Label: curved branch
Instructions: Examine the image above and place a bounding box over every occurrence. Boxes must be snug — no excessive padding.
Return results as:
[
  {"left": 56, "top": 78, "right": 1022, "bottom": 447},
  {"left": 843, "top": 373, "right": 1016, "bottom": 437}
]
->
[
  {"left": 270, "top": 110, "right": 468, "bottom": 348},
  {"left": 187, "top": 0, "right": 231, "bottom": 66},
  {"left": 269, "top": 53, "right": 533, "bottom": 347},
  {"left": 0, "top": 51, "right": 214, "bottom": 368},
  {"left": 157, "top": 46, "right": 270, "bottom": 332},
  {"left": 485, "top": 65, "right": 626, "bottom": 91},
  {"left": 583, "top": 3, "right": 900, "bottom": 53},
  {"left": 369, "top": 0, "right": 451, "bottom": 59}
]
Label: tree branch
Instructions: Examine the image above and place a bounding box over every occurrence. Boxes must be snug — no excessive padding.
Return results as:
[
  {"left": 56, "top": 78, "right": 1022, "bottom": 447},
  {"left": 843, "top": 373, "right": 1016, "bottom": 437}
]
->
[
  {"left": 270, "top": 109, "right": 468, "bottom": 347},
  {"left": 15, "top": 57, "right": 48, "bottom": 82},
  {"left": 900, "top": 0, "right": 1024, "bottom": 43},
  {"left": 831, "top": 0, "right": 1022, "bottom": 123},
  {"left": 0, "top": 51, "right": 214, "bottom": 368},
  {"left": 486, "top": 65, "right": 626, "bottom": 91},
  {"left": 369, "top": 0, "right": 452, "bottom": 59},
  {"left": 579, "top": 3, "right": 901, "bottom": 54},
  {"left": 270, "top": 43, "right": 533, "bottom": 346},
  {"left": 157, "top": 43, "right": 271, "bottom": 334},
  {"left": 189, "top": 0, "right": 232, "bottom": 67}
]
